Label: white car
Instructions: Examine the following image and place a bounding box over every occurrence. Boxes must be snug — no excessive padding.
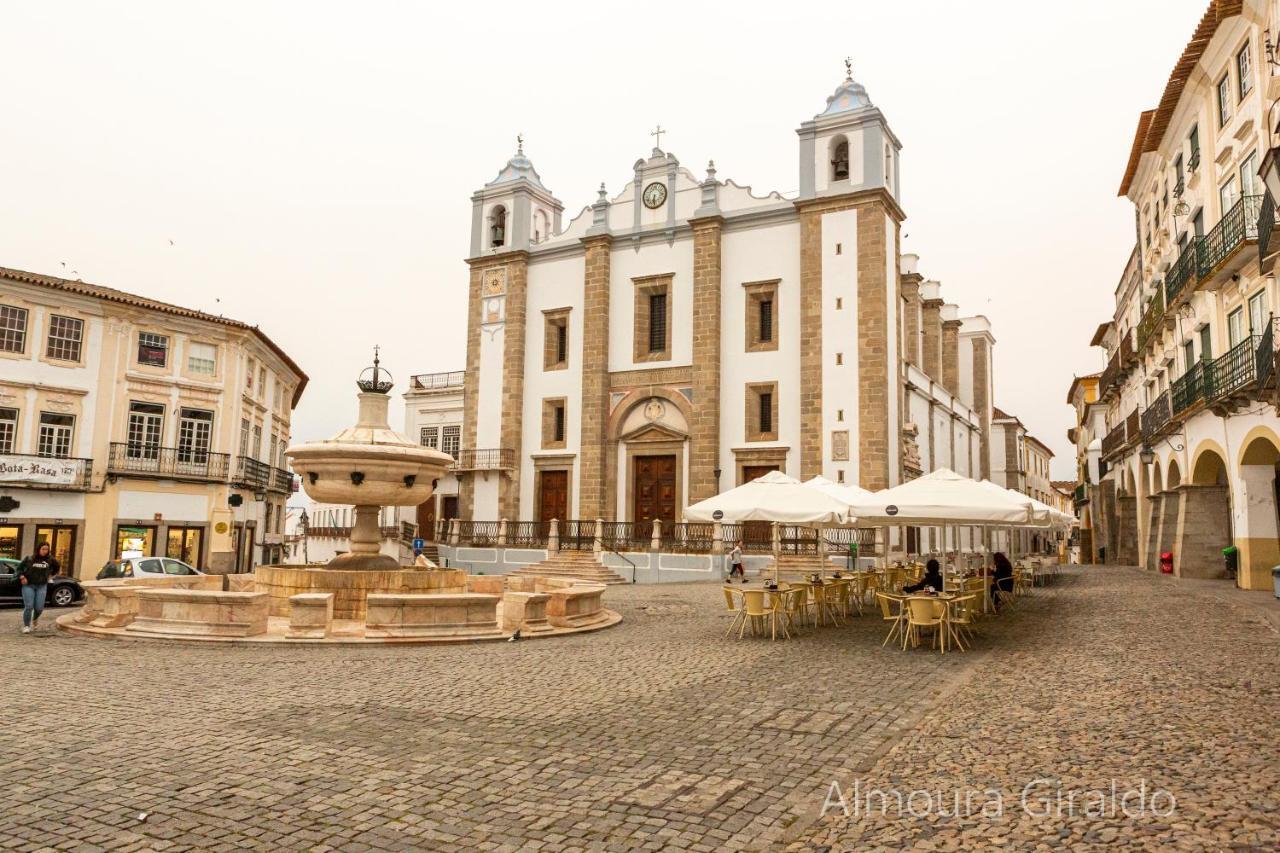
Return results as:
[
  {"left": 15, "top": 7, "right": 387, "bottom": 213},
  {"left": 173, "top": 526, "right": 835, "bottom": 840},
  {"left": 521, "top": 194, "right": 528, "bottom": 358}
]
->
[{"left": 106, "top": 557, "right": 205, "bottom": 579}]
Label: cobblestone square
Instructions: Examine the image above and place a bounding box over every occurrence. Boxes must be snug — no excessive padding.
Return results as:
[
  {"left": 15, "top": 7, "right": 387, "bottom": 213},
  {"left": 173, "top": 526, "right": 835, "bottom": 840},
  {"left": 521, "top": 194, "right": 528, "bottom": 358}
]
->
[{"left": 1, "top": 566, "right": 1277, "bottom": 851}]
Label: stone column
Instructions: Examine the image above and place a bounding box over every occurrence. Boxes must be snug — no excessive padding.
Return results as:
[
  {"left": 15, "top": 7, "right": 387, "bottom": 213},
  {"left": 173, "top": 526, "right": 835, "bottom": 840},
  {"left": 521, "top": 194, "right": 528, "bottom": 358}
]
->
[
  {"left": 797, "top": 208, "right": 825, "bottom": 481},
  {"left": 498, "top": 261, "right": 528, "bottom": 521},
  {"left": 901, "top": 274, "right": 922, "bottom": 365},
  {"left": 1142, "top": 496, "right": 1161, "bottom": 570},
  {"left": 650, "top": 519, "right": 662, "bottom": 552},
  {"left": 578, "top": 235, "right": 612, "bottom": 519},
  {"left": 941, "top": 319, "right": 962, "bottom": 396},
  {"left": 971, "top": 337, "right": 992, "bottom": 481},
  {"left": 1172, "top": 484, "right": 1232, "bottom": 578},
  {"left": 547, "top": 518, "right": 559, "bottom": 554},
  {"left": 856, "top": 206, "right": 895, "bottom": 490},
  {"left": 689, "top": 216, "right": 723, "bottom": 503},
  {"left": 1152, "top": 490, "right": 1180, "bottom": 568},
  {"left": 921, "top": 298, "right": 944, "bottom": 382}
]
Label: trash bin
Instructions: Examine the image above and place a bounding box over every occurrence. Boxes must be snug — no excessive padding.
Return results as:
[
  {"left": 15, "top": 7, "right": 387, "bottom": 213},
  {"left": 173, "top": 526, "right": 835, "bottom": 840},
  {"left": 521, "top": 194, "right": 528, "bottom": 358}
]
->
[
  {"left": 1159, "top": 551, "right": 1173, "bottom": 574},
  {"left": 1223, "top": 545, "right": 1239, "bottom": 579},
  {"left": 1272, "top": 565, "right": 1280, "bottom": 599}
]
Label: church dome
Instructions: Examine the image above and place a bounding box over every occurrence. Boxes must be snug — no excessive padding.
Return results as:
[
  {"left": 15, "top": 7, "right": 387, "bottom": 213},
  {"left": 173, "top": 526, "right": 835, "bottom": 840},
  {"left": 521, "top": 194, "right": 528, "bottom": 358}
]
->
[
  {"left": 818, "top": 73, "right": 872, "bottom": 117},
  {"left": 486, "top": 137, "right": 548, "bottom": 190}
]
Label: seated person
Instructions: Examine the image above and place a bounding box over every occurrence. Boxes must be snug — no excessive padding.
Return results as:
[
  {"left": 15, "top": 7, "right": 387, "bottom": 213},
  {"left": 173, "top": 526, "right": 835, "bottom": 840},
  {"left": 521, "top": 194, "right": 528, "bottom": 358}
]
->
[{"left": 903, "top": 558, "right": 943, "bottom": 593}]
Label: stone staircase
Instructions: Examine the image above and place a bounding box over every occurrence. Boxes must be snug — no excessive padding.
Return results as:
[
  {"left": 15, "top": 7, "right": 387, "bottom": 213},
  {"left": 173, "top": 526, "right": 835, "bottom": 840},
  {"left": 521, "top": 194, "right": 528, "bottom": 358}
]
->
[
  {"left": 510, "top": 550, "right": 629, "bottom": 585},
  {"left": 769, "top": 553, "right": 838, "bottom": 578},
  {"left": 417, "top": 543, "right": 441, "bottom": 565}
]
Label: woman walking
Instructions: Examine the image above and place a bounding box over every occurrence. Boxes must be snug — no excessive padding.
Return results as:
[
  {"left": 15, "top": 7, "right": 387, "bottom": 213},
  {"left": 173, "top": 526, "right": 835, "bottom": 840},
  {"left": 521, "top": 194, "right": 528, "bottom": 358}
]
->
[{"left": 18, "top": 542, "right": 59, "bottom": 634}]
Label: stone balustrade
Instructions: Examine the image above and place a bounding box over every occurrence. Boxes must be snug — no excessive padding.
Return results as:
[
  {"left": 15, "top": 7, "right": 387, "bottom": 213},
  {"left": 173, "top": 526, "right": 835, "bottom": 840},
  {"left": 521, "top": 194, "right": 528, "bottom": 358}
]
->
[
  {"left": 126, "top": 589, "right": 270, "bottom": 638},
  {"left": 364, "top": 593, "right": 502, "bottom": 640}
]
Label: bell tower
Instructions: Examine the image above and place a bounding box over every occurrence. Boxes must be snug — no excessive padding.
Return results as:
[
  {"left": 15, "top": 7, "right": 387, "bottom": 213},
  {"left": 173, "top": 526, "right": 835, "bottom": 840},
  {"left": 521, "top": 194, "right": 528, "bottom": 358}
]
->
[
  {"left": 795, "top": 62, "right": 902, "bottom": 202},
  {"left": 468, "top": 138, "right": 564, "bottom": 258}
]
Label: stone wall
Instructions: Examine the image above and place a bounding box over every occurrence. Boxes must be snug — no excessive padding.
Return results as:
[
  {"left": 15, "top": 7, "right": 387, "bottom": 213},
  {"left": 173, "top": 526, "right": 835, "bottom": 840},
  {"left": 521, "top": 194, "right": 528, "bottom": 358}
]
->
[
  {"left": 1115, "top": 495, "right": 1139, "bottom": 565},
  {"left": 689, "top": 218, "right": 723, "bottom": 503},
  {"left": 1173, "top": 485, "right": 1232, "bottom": 579},
  {"left": 578, "top": 235, "right": 612, "bottom": 519}
]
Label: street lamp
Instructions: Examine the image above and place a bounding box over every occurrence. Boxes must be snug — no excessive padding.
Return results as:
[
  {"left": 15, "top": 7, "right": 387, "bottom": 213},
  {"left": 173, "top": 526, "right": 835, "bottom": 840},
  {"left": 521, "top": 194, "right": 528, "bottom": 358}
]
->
[
  {"left": 1138, "top": 445, "right": 1155, "bottom": 466},
  {"left": 1260, "top": 147, "right": 1280, "bottom": 208}
]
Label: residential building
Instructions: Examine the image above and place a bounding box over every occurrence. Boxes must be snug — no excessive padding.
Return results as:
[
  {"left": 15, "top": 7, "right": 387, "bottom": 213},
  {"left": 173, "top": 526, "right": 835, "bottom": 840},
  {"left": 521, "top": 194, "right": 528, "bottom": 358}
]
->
[
  {"left": 0, "top": 267, "right": 306, "bottom": 577},
  {"left": 284, "top": 501, "right": 416, "bottom": 566},
  {"left": 1065, "top": 372, "right": 1104, "bottom": 559},
  {"left": 455, "top": 72, "right": 995, "bottom": 526},
  {"left": 1091, "top": 0, "right": 1280, "bottom": 589},
  {"left": 402, "top": 369, "right": 463, "bottom": 539}
]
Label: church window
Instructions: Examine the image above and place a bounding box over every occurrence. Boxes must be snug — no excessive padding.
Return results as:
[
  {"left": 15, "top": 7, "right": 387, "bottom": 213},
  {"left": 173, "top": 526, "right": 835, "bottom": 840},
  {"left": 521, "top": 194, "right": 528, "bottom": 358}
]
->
[
  {"left": 835, "top": 243, "right": 843, "bottom": 255},
  {"left": 534, "top": 209, "right": 549, "bottom": 243},
  {"left": 837, "top": 409, "right": 845, "bottom": 422},
  {"left": 490, "top": 205, "right": 507, "bottom": 248},
  {"left": 543, "top": 308, "right": 571, "bottom": 371},
  {"left": 836, "top": 352, "right": 843, "bottom": 366},
  {"left": 746, "top": 382, "right": 778, "bottom": 442},
  {"left": 885, "top": 145, "right": 892, "bottom": 188},
  {"left": 744, "top": 279, "right": 779, "bottom": 352},
  {"left": 633, "top": 274, "right": 673, "bottom": 362},
  {"left": 542, "top": 398, "right": 568, "bottom": 449},
  {"left": 835, "top": 297, "right": 843, "bottom": 310},
  {"left": 831, "top": 137, "right": 849, "bottom": 181},
  {"left": 836, "top": 470, "right": 845, "bottom": 484}
]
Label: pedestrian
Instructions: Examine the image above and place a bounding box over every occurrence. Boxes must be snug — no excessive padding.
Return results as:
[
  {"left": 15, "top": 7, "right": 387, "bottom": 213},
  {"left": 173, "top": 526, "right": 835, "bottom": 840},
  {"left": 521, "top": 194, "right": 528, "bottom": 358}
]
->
[
  {"left": 18, "top": 542, "right": 59, "bottom": 634},
  {"left": 728, "top": 542, "right": 745, "bottom": 582},
  {"left": 903, "top": 558, "right": 943, "bottom": 594},
  {"left": 991, "top": 552, "right": 1014, "bottom": 611}
]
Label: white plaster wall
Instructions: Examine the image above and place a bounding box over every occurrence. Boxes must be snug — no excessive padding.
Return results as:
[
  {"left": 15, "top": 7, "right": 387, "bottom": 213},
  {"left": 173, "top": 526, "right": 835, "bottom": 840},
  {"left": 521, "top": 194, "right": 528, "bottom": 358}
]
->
[
  {"left": 0, "top": 491, "right": 84, "bottom": 518},
  {"left": 813, "top": 130, "right": 865, "bottom": 195},
  {"left": 608, "top": 237, "right": 695, "bottom": 372},
  {"left": 906, "top": 387, "right": 933, "bottom": 472},
  {"left": 475, "top": 321, "right": 505, "bottom": 449},
  {"left": 118, "top": 489, "right": 209, "bottom": 522},
  {"left": 957, "top": 335, "right": 975, "bottom": 410},
  {"left": 520, "top": 254, "right": 586, "bottom": 517},
  {"left": 820, "top": 209, "right": 859, "bottom": 483}
]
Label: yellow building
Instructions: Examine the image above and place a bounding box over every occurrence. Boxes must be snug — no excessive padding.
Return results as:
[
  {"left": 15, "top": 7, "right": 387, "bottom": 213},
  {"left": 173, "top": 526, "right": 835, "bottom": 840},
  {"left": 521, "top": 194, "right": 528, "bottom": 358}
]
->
[{"left": 0, "top": 267, "right": 306, "bottom": 577}]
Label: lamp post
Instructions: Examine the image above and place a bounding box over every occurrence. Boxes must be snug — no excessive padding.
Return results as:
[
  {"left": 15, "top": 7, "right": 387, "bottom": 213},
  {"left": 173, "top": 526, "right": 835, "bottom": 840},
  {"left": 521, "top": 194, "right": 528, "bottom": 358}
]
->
[{"left": 1138, "top": 445, "right": 1155, "bottom": 466}]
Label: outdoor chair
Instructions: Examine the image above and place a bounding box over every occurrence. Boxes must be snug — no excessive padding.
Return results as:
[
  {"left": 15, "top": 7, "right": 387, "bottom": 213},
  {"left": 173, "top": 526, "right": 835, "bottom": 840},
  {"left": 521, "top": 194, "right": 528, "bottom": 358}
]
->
[
  {"left": 876, "top": 592, "right": 906, "bottom": 648},
  {"left": 904, "top": 597, "right": 946, "bottom": 653},
  {"left": 722, "top": 586, "right": 746, "bottom": 639},
  {"left": 946, "top": 594, "right": 978, "bottom": 650},
  {"left": 740, "top": 589, "right": 789, "bottom": 641},
  {"left": 785, "top": 584, "right": 810, "bottom": 630}
]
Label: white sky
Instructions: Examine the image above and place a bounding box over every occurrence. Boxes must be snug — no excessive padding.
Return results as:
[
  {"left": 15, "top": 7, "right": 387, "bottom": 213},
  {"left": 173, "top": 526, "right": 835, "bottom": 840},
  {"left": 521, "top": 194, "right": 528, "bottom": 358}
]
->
[{"left": 2, "top": 0, "right": 1211, "bottom": 481}]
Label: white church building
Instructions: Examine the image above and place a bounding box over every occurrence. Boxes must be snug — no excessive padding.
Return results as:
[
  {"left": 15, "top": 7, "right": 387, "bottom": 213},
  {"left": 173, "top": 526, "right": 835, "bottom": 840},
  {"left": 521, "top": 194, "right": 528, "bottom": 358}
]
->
[{"left": 456, "top": 72, "right": 998, "bottom": 525}]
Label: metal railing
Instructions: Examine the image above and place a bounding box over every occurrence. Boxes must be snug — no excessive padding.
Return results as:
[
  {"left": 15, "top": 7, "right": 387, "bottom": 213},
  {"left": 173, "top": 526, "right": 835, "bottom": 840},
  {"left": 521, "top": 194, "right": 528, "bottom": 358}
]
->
[
  {"left": 1100, "top": 421, "right": 1127, "bottom": 458},
  {"left": 409, "top": 370, "right": 465, "bottom": 390},
  {"left": 661, "top": 523, "right": 715, "bottom": 554},
  {"left": 455, "top": 520, "right": 500, "bottom": 546},
  {"left": 1136, "top": 289, "right": 1165, "bottom": 350},
  {"left": 1171, "top": 360, "right": 1207, "bottom": 414},
  {"left": 1141, "top": 390, "right": 1172, "bottom": 439},
  {"left": 1258, "top": 317, "right": 1277, "bottom": 389},
  {"left": 1198, "top": 195, "right": 1262, "bottom": 278},
  {"left": 601, "top": 521, "right": 651, "bottom": 552},
  {"left": 721, "top": 522, "right": 774, "bottom": 554},
  {"left": 558, "top": 520, "right": 594, "bottom": 551},
  {"left": 1099, "top": 353, "right": 1121, "bottom": 397},
  {"left": 233, "top": 455, "right": 272, "bottom": 488},
  {"left": 450, "top": 448, "right": 515, "bottom": 471},
  {"left": 1165, "top": 239, "right": 1200, "bottom": 306},
  {"left": 1073, "top": 484, "right": 1085, "bottom": 505},
  {"left": 1125, "top": 408, "right": 1140, "bottom": 446},
  {"left": 1119, "top": 329, "right": 1136, "bottom": 365},
  {"left": 269, "top": 466, "right": 293, "bottom": 493},
  {"left": 779, "top": 525, "right": 820, "bottom": 554},
  {"left": 1205, "top": 334, "right": 1260, "bottom": 401},
  {"left": 507, "top": 521, "right": 550, "bottom": 548},
  {"left": 0, "top": 454, "right": 93, "bottom": 490},
  {"left": 1259, "top": 192, "right": 1276, "bottom": 270},
  {"left": 109, "top": 443, "right": 230, "bottom": 482}
]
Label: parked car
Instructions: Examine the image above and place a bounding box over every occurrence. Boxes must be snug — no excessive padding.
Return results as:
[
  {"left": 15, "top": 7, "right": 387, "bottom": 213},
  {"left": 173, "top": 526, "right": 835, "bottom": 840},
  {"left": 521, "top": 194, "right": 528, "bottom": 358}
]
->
[
  {"left": 0, "top": 557, "right": 85, "bottom": 607},
  {"left": 102, "top": 556, "right": 205, "bottom": 580}
]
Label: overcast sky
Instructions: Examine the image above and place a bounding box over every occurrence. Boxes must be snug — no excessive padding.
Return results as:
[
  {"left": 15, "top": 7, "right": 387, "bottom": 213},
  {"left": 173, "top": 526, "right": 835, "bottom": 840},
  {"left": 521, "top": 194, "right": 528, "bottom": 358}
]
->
[{"left": 3, "top": 1, "right": 1210, "bottom": 481}]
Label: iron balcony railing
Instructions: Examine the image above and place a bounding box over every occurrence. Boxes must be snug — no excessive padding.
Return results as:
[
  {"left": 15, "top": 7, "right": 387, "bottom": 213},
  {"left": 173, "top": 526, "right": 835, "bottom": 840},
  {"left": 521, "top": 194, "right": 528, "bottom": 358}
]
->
[
  {"left": 661, "top": 522, "right": 715, "bottom": 554},
  {"left": 601, "top": 521, "right": 652, "bottom": 552},
  {"left": 409, "top": 370, "right": 465, "bottom": 390},
  {"left": 721, "top": 522, "right": 774, "bottom": 554},
  {"left": 109, "top": 443, "right": 230, "bottom": 482},
  {"left": 269, "top": 466, "right": 294, "bottom": 494},
  {"left": 1258, "top": 317, "right": 1277, "bottom": 389},
  {"left": 1140, "top": 390, "right": 1172, "bottom": 439},
  {"left": 1119, "top": 329, "right": 1136, "bottom": 366},
  {"left": 1125, "top": 408, "right": 1140, "bottom": 446},
  {"left": 1165, "top": 239, "right": 1200, "bottom": 306},
  {"left": 1171, "top": 361, "right": 1207, "bottom": 414},
  {"left": 1099, "top": 353, "right": 1121, "bottom": 398},
  {"left": 1100, "top": 421, "right": 1127, "bottom": 458},
  {"left": 450, "top": 448, "right": 515, "bottom": 471},
  {"left": 455, "top": 520, "right": 500, "bottom": 546},
  {"left": 1205, "top": 334, "right": 1261, "bottom": 402},
  {"left": 233, "top": 455, "right": 272, "bottom": 489},
  {"left": 1174, "top": 175, "right": 1185, "bottom": 198},
  {"left": 507, "top": 521, "right": 550, "bottom": 548},
  {"left": 1259, "top": 192, "right": 1276, "bottom": 272},
  {"left": 1198, "top": 195, "right": 1263, "bottom": 279},
  {"left": 0, "top": 454, "right": 93, "bottom": 490},
  {"left": 558, "top": 520, "right": 594, "bottom": 551},
  {"left": 1136, "top": 289, "right": 1165, "bottom": 350}
]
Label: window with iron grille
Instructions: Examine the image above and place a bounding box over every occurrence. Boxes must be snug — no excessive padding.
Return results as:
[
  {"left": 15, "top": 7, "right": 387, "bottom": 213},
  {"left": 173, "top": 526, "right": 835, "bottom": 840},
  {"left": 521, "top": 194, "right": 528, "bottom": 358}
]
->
[
  {"left": 0, "top": 305, "right": 28, "bottom": 353},
  {"left": 127, "top": 402, "right": 164, "bottom": 458},
  {"left": 187, "top": 341, "right": 216, "bottom": 375},
  {"left": 648, "top": 292, "right": 667, "bottom": 354},
  {"left": 441, "top": 426, "right": 460, "bottom": 458},
  {"left": 759, "top": 299, "right": 773, "bottom": 343},
  {"left": 258, "top": 367, "right": 267, "bottom": 397},
  {"left": 137, "top": 332, "right": 169, "bottom": 367},
  {"left": 45, "top": 315, "right": 83, "bottom": 361},
  {"left": 554, "top": 404, "right": 565, "bottom": 443},
  {"left": 759, "top": 392, "right": 773, "bottom": 434},
  {"left": 246, "top": 359, "right": 255, "bottom": 391},
  {"left": 543, "top": 309, "right": 571, "bottom": 370},
  {"left": 745, "top": 382, "right": 778, "bottom": 441},
  {"left": 0, "top": 407, "right": 16, "bottom": 454},
  {"left": 37, "top": 412, "right": 74, "bottom": 458},
  {"left": 177, "top": 408, "right": 213, "bottom": 463},
  {"left": 420, "top": 427, "right": 439, "bottom": 449},
  {"left": 744, "top": 281, "right": 779, "bottom": 352}
]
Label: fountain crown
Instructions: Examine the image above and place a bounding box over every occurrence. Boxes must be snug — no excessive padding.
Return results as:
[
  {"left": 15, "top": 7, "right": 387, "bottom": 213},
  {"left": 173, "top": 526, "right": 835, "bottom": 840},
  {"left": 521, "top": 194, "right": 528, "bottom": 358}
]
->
[{"left": 356, "top": 346, "right": 394, "bottom": 394}]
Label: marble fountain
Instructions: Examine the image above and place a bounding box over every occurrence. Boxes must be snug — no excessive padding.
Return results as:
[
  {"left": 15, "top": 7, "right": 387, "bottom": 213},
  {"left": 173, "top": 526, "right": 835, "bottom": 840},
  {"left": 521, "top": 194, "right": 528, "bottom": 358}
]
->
[{"left": 58, "top": 355, "right": 620, "bottom": 644}]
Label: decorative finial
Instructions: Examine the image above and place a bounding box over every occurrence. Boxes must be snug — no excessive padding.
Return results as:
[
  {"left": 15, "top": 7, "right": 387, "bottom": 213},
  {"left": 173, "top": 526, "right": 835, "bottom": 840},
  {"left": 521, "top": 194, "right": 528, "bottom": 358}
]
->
[
  {"left": 597, "top": 182, "right": 608, "bottom": 202},
  {"left": 706, "top": 160, "right": 717, "bottom": 180},
  {"left": 844, "top": 56, "right": 852, "bottom": 80},
  {"left": 517, "top": 133, "right": 524, "bottom": 154},
  {"left": 651, "top": 124, "right": 665, "bottom": 151},
  {"left": 356, "top": 345, "right": 394, "bottom": 394}
]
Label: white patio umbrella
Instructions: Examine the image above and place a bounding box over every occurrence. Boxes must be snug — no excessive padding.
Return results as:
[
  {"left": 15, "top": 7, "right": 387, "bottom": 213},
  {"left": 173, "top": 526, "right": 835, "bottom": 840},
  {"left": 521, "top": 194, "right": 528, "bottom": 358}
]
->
[{"left": 805, "top": 476, "right": 876, "bottom": 570}]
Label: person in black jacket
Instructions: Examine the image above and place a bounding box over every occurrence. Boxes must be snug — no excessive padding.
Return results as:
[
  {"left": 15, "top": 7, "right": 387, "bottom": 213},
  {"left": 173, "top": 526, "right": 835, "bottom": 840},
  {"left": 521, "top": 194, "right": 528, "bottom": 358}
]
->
[
  {"left": 904, "top": 559, "right": 943, "bottom": 594},
  {"left": 991, "top": 552, "right": 1014, "bottom": 611},
  {"left": 17, "top": 542, "right": 59, "bottom": 634}
]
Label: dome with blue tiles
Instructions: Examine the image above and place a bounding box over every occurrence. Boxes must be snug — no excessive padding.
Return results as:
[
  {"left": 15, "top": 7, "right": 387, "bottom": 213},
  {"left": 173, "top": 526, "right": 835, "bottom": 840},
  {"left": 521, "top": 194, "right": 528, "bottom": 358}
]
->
[
  {"left": 819, "top": 64, "right": 873, "bottom": 117},
  {"left": 486, "top": 136, "right": 548, "bottom": 190}
]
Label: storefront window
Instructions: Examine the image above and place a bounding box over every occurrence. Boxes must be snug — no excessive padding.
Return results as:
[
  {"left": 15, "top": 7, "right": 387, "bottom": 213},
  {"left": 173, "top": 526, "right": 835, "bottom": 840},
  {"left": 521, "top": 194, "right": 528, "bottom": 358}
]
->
[
  {"left": 0, "top": 524, "right": 20, "bottom": 560},
  {"left": 165, "top": 526, "right": 204, "bottom": 568},
  {"left": 34, "top": 525, "right": 76, "bottom": 573},
  {"left": 116, "top": 525, "right": 156, "bottom": 559}
]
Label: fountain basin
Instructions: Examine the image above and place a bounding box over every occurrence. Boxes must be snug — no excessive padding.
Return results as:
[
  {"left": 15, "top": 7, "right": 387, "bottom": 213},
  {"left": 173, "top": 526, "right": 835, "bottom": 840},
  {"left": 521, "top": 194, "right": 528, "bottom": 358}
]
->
[{"left": 255, "top": 565, "right": 468, "bottom": 620}]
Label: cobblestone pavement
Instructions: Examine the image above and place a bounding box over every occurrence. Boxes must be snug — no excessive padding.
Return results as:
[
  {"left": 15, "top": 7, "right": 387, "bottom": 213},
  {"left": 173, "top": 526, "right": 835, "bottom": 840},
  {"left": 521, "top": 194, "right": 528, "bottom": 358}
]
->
[
  {"left": 0, "top": 567, "right": 1275, "bottom": 851},
  {"left": 790, "top": 567, "right": 1280, "bottom": 851}
]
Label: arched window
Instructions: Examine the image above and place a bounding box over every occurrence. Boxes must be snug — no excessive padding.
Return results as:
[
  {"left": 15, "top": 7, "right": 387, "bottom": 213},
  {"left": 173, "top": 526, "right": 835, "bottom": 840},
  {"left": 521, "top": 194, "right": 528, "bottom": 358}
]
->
[
  {"left": 831, "top": 137, "right": 849, "bottom": 181},
  {"left": 533, "top": 209, "right": 548, "bottom": 243},
  {"left": 490, "top": 206, "right": 507, "bottom": 248}
]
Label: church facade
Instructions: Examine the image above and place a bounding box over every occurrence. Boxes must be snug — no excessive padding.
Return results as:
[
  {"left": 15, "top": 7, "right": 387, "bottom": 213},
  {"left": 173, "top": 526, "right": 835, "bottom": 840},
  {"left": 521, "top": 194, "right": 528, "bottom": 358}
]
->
[{"left": 457, "top": 74, "right": 996, "bottom": 524}]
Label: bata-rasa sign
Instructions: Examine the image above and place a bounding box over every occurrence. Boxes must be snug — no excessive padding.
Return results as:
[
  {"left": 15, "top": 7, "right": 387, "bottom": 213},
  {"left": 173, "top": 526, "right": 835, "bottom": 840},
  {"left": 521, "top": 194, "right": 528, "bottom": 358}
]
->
[{"left": 0, "top": 456, "right": 82, "bottom": 485}]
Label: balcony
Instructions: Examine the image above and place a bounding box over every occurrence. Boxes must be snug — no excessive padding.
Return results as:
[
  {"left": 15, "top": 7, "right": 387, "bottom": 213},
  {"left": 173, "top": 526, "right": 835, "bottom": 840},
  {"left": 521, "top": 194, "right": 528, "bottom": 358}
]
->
[
  {"left": 450, "top": 448, "right": 515, "bottom": 472},
  {"left": 1136, "top": 289, "right": 1165, "bottom": 352},
  {"left": 1198, "top": 195, "right": 1262, "bottom": 289},
  {"left": 1201, "top": 334, "right": 1263, "bottom": 414},
  {"left": 1259, "top": 192, "right": 1277, "bottom": 274},
  {"left": 1140, "top": 390, "right": 1172, "bottom": 439},
  {"left": 269, "top": 466, "right": 294, "bottom": 494},
  {"left": 108, "top": 443, "right": 230, "bottom": 482},
  {"left": 1119, "top": 329, "right": 1136, "bottom": 367},
  {"left": 233, "top": 455, "right": 272, "bottom": 489},
  {"left": 1171, "top": 361, "right": 1207, "bottom": 414},
  {"left": 409, "top": 371, "right": 465, "bottom": 391},
  {"left": 1164, "top": 239, "right": 1200, "bottom": 307},
  {"left": 1100, "top": 421, "right": 1127, "bottom": 459},
  {"left": 1125, "top": 408, "right": 1140, "bottom": 446},
  {"left": 0, "top": 454, "right": 92, "bottom": 491},
  {"left": 1073, "top": 484, "right": 1086, "bottom": 505},
  {"left": 1099, "top": 353, "right": 1121, "bottom": 399}
]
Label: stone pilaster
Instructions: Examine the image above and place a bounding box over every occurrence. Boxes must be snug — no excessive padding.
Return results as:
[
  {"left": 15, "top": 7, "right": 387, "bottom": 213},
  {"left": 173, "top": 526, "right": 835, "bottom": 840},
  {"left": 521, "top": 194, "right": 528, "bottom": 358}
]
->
[
  {"left": 1152, "top": 490, "right": 1180, "bottom": 569},
  {"left": 578, "top": 235, "right": 612, "bottom": 519},
  {"left": 1172, "top": 484, "right": 1232, "bottom": 578},
  {"left": 921, "top": 298, "right": 943, "bottom": 382},
  {"left": 497, "top": 260, "right": 528, "bottom": 521},
  {"left": 900, "top": 274, "right": 922, "bottom": 365},
  {"left": 797, "top": 208, "right": 825, "bottom": 481},
  {"left": 1142, "top": 494, "right": 1162, "bottom": 571},
  {"left": 941, "top": 319, "right": 961, "bottom": 395},
  {"left": 459, "top": 264, "right": 484, "bottom": 520},
  {"left": 689, "top": 217, "right": 723, "bottom": 503},
  {"left": 971, "top": 337, "right": 992, "bottom": 480},
  {"left": 856, "top": 206, "right": 893, "bottom": 491}
]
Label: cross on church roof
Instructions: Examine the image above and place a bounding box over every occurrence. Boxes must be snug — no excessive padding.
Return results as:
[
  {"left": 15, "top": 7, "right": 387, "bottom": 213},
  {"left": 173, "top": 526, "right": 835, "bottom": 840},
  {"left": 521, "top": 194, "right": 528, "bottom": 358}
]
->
[
  {"left": 844, "top": 57, "right": 852, "bottom": 80},
  {"left": 651, "top": 125, "right": 665, "bottom": 150}
]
